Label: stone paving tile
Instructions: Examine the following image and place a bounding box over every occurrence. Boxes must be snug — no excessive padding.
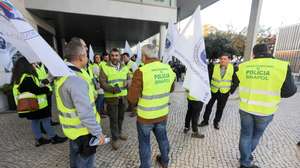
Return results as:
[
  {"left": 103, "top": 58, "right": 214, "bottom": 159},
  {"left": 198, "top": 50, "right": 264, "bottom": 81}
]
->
[{"left": 0, "top": 84, "right": 300, "bottom": 168}]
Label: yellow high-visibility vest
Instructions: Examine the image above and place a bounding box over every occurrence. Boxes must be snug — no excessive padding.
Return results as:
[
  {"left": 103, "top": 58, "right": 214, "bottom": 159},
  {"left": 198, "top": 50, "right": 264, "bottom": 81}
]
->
[
  {"left": 126, "top": 60, "right": 135, "bottom": 78},
  {"left": 137, "top": 61, "right": 175, "bottom": 119},
  {"left": 13, "top": 74, "right": 48, "bottom": 113},
  {"left": 102, "top": 63, "right": 129, "bottom": 98},
  {"left": 54, "top": 70, "right": 101, "bottom": 140},
  {"left": 211, "top": 64, "right": 234, "bottom": 94},
  {"left": 237, "top": 58, "right": 288, "bottom": 116}
]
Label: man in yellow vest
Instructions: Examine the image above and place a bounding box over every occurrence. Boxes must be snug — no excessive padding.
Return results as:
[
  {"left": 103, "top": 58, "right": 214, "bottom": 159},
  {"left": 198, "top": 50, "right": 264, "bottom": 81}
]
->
[
  {"left": 237, "top": 44, "right": 297, "bottom": 168},
  {"left": 100, "top": 48, "right": 130, "bottom": 150},
  {"left": 122, "top": 52, "right": 138, "bottom": 117},
  {"left": 199, "top": 54, "right": 238, "bottom": 129},
  {"left": 55, "top": 38, "right": 105, "bottom": 168},
  {"left": 128, "top": 44, "right": 175, "bottom": 168}
]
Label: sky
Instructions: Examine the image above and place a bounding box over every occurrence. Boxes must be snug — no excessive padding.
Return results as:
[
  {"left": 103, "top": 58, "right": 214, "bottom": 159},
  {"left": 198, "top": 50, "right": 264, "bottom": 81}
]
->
[{"left": 199, "top": 0, "right": 300, "bottom": 32}]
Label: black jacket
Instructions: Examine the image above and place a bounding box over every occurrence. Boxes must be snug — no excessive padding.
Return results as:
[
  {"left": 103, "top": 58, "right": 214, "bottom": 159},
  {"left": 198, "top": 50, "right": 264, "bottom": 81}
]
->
[
  {"left": 18, "top": 75, "right": 51, "bottom": 120},
  {"left": 236, "top": 55, "right": 297, "bottom": 98}
]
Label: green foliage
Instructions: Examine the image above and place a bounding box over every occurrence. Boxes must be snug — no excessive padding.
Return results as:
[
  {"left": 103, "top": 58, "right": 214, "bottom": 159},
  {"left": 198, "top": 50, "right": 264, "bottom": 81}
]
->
[{"left": 205, "top": 30, "right": 244, "bottom": 60}]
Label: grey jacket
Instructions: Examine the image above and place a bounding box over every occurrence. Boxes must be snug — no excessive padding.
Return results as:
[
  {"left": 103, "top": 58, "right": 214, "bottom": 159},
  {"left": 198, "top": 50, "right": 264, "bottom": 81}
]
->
[{"left": 54, "top": 64, "right": 102, "bottom": 138}]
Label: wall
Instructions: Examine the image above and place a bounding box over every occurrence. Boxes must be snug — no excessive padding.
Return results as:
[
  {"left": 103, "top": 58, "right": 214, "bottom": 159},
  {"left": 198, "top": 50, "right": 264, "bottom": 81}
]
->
[{"left": 25, "top": 0, "right": 177, "bottom": 23}]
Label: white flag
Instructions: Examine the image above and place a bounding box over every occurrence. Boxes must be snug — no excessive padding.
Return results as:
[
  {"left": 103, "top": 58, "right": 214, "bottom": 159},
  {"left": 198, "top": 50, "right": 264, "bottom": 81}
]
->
[
  {"left": 163, "top": 21, "right": 179, "bottom": 63},
  {"left": 124, "top": 40, "right": 133, "bottom": 57},
  {"left": 0, "top": 0, "right": 72, "bottom": 76},
  {"left": 136, "top": 42, "right": 142, "bottom": 65},
  {"left": 173, "top": 6, "right": 211, "bottom": 103},
  {"left": 89, "top": 44, "right": 94, "bottom": 62}
]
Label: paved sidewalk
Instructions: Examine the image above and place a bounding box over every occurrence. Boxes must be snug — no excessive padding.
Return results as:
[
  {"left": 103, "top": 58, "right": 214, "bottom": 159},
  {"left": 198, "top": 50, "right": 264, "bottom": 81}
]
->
[{"left": 0, "top": 84, "right": 300, "bottom": 168}]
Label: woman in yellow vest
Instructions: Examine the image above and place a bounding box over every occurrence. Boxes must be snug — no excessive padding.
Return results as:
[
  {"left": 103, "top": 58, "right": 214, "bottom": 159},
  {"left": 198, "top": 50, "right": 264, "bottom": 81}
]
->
[
  {"left": 237, "top": 44, "right": 297, "bottom": 168},
  {"left": 12, "top": 57, "right": 67, "bottom": 147}
]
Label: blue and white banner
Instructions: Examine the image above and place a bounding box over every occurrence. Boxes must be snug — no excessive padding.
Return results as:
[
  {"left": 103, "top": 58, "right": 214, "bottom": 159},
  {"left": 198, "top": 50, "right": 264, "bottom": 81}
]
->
[
  {"left": 0, "top": 0, "right": 72, "bottom": 76},
  {"left": 124, "top": 40, "right": 133, "bottom": 57},
  {"left": 166, "top": 6, "right": 211, "bottom": 103}
]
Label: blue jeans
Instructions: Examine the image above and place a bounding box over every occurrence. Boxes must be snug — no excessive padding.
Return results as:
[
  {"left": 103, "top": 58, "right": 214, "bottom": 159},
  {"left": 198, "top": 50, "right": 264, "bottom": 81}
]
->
[
  {"left": 239, "top": 110, "right": 273, "bottom": 167},
  {"left": 137, "top": 120, "right": 170, "bottom": 168},
  {"left": 69, "top": 140, "right": 96, "bottom": 168},
  {"left": 31, "top": 117, "right": 55, "bottom": 139},
  {"left": 95, "top": 94, "right": 104, "bottom": 113}
]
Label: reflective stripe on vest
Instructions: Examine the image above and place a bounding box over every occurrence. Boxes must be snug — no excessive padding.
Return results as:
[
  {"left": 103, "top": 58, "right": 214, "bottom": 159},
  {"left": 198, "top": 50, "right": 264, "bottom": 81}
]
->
[
  {"left": 12, "top": 74, "right": 48, "bottom": 110},
  {"left": 54, "top": 71, "right": 101, "bottom": 140},
  {"left": 102, "top": 63, "right": 129, "bottom": 98},
  {"left": 237, "top": 58, "right": 288, "bottom": 116},
  {"left": 137, "top": 61, "right": 175, "bottom": 119},
  {"left": 211, "top": 64, "right": 234, "bottom": 93}
]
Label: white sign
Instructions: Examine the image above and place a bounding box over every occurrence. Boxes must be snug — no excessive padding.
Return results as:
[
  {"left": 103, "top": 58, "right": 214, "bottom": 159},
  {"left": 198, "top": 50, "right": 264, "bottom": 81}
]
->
[{"left": 0, "top": 0, "right": 72, "bottom": 76}]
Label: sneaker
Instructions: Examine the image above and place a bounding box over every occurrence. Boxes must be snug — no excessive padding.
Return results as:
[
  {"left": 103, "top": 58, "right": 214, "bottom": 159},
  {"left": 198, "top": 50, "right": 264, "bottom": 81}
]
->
[
  {"left": 156, "top": 155, "right": 168, "bottom": 168},
  {"left": 191, "top": 132, "right": 205, "bottom": 139},
  {"left": 198, "top": 121, "right": 209, "bottom": 127},
  {"left": 51, "top": 135, "right": 67, "bottom": 144},
  {"left": 35, "top": 137, "right": 50, "bottom": 147},
  {"left": 119, "top": 134, "right": 128, "bottom": 141},
  {"left": 111, "top": 140, "right": 119, "bottom": 150},
  {"left": 213, "top": 123, "right": 220, "bottom": 130},
  {"left": 240, "top": 164, "right": 260, "bottom": 168},
  {"left": 183, "top": 127, "right": 190, "bottom": 134}
]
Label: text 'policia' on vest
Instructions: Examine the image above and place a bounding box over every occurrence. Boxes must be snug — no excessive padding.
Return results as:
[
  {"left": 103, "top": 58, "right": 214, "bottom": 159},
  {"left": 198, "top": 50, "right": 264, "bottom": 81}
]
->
[
  {"left": 237, "top": 58, "right": 289, "bottom": 116},
  {"left": 137, "top": 61, "right": 176, "bottom": 119}
]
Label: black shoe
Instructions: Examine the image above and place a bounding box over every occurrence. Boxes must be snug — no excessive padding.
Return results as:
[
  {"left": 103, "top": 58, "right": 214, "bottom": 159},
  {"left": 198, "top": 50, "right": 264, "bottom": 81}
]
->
[
  {"left": 240, "top": 164, "right": 259, "bottom": 168},
  {"left": 191, "top": 132, "right": 205, "bottom": 139},
  {"left": 35, "top": 137, "right": 51, "bottom": 147},
  {"left": 156, "top": 155, "right": 168, "bottom": 168},
  {"left": 249, "top": 155, "right": 254, "bottom": 161},
  {"left": 213, "top": 123, "right": 220, "bottom": 130},
  {"left": 51, "top": 135, "right": 67, "bottom": 144},
  {"left": 183, "top": 127, "right": 190, "bottom": 134},
  {"left": 297, "top": 141, "right": 300, "bottom": 146},
  {"left": 198, "top": 121, "right": 209, "bottom": 127},
  {"left": 51, "top": 120, "right": 60, "bottom": 126}
]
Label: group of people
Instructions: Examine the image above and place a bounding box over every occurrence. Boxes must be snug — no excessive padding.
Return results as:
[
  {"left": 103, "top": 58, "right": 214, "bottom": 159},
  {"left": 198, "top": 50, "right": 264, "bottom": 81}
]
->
[
  {"left": 183, "top": 43, "right": 297, "bottom": 168},
  {"left": 11, "top": 38, "right": 297, "bottom": 168}
]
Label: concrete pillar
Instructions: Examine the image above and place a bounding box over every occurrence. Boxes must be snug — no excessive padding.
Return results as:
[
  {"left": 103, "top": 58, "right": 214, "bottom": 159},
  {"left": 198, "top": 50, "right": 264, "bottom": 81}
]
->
[
  {"left": 244, "top": 0, "right": 264, "bottom": 61},
  {"left": 159, "top": 24, "right": 167, "bottom": 59}
]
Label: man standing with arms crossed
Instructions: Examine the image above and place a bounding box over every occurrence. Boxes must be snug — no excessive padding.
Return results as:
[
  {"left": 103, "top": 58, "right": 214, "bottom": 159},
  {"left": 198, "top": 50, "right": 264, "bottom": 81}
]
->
[
  {"left": 54, "top": 38, "right": 105, "bottom": 168},
  {"left": 237, "top": 44, "right": 297, "bottom": 168},
  {"left": 128, "top": 44, "right": 175, "bottom": 168}
]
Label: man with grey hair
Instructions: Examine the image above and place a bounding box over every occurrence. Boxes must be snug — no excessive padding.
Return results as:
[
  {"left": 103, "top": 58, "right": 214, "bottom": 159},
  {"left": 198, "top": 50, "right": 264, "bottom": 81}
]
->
[
  {"left": 54, "top": 38, "right": 105, "bottom": 168},
  {"left": 128, "top": 44, "right": 176, "bottom": 168}
]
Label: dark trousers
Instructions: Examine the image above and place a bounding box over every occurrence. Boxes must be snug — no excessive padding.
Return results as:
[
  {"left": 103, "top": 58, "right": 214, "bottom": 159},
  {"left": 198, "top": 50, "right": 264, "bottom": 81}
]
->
[
  {"left": 203, "top": 91, "right": 229, "bottom": 124},
  {"left": 107, "top": 99, "right": 125, "bottom": 141},
  {"left": 184, "top": 99, "right": 204, "bottom": 132}
]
